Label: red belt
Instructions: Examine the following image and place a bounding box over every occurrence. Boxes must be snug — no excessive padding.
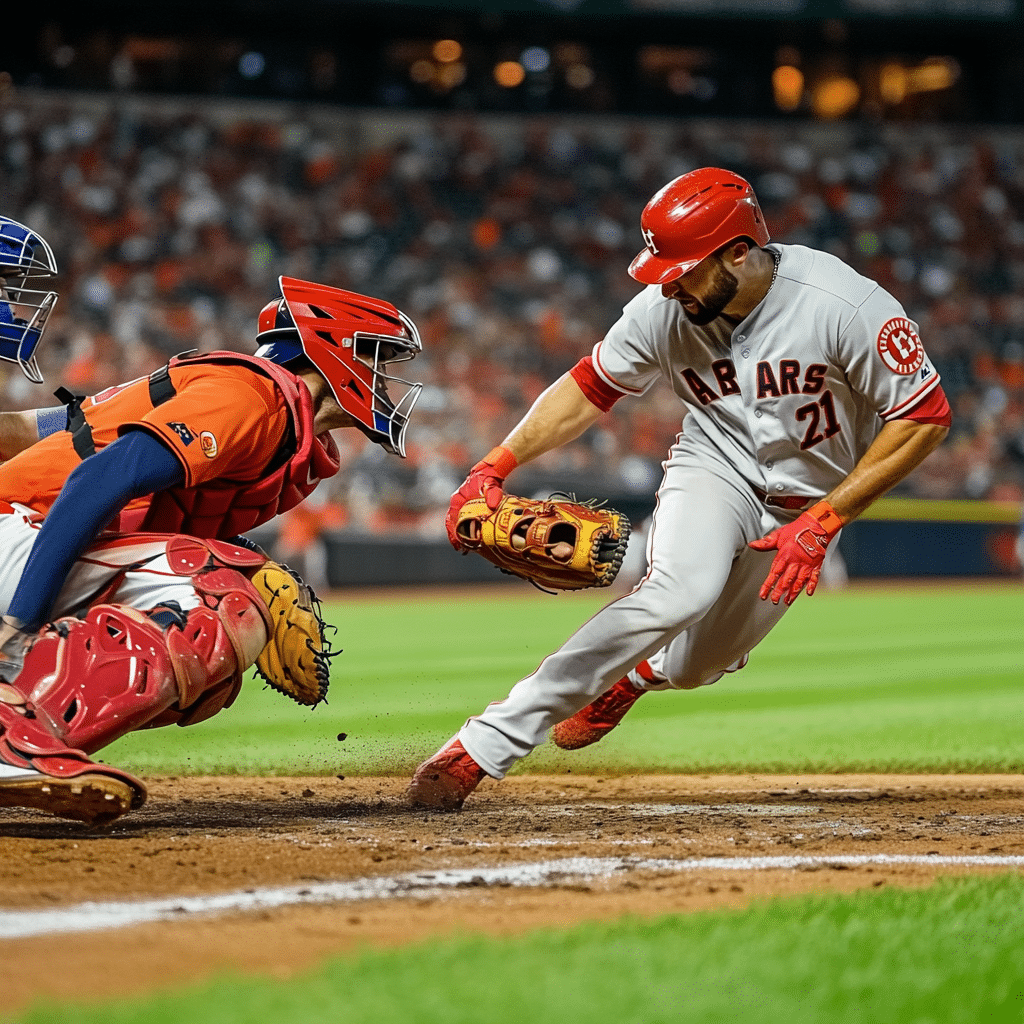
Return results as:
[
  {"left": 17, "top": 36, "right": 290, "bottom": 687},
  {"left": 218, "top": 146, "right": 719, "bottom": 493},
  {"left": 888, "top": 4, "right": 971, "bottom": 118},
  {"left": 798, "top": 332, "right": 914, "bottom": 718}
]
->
[{"left": 752, "top": 487, "right": 811, "bottom": 511}]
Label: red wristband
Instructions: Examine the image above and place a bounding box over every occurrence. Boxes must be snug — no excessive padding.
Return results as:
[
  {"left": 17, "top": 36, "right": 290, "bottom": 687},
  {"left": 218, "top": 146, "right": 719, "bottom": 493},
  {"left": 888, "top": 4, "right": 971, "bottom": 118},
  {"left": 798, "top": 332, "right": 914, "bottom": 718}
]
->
[
  {"left": 806, "top": 500, "right": 845, "bottom": 539},
  {"left": 482, "top": 445, "right": 519, "bottom": 479}
]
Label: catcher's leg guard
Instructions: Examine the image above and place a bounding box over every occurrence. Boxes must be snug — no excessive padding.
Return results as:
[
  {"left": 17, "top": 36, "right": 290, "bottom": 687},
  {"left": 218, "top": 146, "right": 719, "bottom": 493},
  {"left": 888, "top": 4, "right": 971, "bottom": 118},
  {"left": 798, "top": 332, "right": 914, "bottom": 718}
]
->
[
  {"left": 0, "top": 568, "right": 271, "bottom": 825},
  {"left": 149, "top": 567, "right": 272, "bottom": 728}
]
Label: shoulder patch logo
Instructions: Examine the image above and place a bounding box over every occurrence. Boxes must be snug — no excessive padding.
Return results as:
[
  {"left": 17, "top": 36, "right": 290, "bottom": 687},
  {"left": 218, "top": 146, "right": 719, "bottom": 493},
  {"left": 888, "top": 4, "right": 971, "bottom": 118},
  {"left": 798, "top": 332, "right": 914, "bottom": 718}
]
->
[
  {"left": 199, "top": 430, "right": 218, "bottom": 459},
  {"left": 166, "top": 421, "right": 195, "bottom": 446},
  {"left": 877, "top": 317, "right": 924, "bottom": 376}
]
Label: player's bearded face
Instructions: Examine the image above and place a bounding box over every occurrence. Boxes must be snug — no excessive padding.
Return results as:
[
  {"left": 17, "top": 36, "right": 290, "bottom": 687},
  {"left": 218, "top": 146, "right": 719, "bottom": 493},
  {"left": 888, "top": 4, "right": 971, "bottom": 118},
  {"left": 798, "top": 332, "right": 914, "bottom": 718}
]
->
[{"left": 666, "top": 254, "right": 739, "bottom": 326}]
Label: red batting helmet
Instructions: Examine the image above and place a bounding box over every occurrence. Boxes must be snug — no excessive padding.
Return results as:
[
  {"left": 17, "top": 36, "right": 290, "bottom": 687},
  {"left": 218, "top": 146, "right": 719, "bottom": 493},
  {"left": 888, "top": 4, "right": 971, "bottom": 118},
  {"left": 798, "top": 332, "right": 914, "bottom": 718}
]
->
[
  {"left": 256, "top": 277, "right": 423, "bottom": 457},
  {"left": 628, "top": 168, "right": 770, "bottom": 286}
]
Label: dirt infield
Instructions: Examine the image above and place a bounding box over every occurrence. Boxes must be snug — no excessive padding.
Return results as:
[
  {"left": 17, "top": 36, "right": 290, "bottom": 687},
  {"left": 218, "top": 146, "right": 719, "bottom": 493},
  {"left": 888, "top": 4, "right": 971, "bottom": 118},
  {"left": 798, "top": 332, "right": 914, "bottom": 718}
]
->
[{"left": 4, "top": 773, "right": 1024, "bottom": 1013}]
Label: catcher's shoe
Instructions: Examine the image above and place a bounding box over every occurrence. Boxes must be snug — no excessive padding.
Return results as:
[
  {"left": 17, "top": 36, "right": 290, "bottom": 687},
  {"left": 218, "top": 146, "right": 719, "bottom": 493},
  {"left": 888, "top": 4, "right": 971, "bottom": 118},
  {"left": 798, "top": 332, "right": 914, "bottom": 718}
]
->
[
  {"left": 407, "top": 738, "right": 488, "bottom": 810},
  {"left": 0, "top": 767, "right": 137, "bottom": 826},
  {"left": 550, "top": 675, "right": 646, "bottom": 750}
]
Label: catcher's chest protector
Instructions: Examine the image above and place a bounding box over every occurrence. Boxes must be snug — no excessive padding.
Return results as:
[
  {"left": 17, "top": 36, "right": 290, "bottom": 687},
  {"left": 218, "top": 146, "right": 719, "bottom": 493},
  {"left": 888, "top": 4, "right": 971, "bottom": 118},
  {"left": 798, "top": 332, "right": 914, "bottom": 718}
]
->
[
  {"left": 119, "top": 353, "right": 341, "bottom": 538},
  {"left": 0, "top": 545, "right": 271, "bottom": 785}
]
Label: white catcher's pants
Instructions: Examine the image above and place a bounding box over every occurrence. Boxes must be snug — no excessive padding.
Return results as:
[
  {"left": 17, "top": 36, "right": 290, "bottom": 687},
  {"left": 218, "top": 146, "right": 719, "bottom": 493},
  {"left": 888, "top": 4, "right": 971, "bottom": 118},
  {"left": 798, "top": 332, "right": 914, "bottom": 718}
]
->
[
  {"left": 0, "top": 505, "right": 201, "bottom": 622},
  {"left": 459, "top": 449, "right": 803, "bottom": 778}
]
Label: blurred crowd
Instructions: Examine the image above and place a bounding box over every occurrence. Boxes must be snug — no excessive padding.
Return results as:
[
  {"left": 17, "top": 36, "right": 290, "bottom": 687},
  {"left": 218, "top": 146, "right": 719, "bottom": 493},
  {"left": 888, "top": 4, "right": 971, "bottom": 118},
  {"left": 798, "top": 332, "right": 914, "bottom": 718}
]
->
[{"left": 3, "top": 89, "right": 1023, "bottom": 546}]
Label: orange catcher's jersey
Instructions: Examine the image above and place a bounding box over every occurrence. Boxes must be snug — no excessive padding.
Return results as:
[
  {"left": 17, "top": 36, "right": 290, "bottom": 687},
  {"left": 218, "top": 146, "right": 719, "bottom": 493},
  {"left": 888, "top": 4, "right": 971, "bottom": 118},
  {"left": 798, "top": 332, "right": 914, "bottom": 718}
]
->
[{"left": 0, "top": 361, "right": 291, "bottom": 518}]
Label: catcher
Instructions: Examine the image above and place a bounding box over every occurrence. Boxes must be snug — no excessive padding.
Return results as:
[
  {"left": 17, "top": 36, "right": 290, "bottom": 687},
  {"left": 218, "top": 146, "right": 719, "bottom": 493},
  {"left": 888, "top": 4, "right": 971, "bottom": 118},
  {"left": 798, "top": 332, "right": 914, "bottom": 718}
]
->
[{"left": 0, "top": 259, "right": 424, "bottom": 826}]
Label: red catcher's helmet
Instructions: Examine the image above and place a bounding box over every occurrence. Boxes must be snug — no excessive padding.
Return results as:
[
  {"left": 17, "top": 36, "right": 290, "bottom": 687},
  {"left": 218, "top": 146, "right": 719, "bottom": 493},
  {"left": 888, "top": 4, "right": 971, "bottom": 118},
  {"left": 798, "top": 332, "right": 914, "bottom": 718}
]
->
[
  {"left": 628, "top": 168, "right": 770, "bottom": 286},
  {"left": 256, "top": 277, "right": 423, "bottom": 457}
]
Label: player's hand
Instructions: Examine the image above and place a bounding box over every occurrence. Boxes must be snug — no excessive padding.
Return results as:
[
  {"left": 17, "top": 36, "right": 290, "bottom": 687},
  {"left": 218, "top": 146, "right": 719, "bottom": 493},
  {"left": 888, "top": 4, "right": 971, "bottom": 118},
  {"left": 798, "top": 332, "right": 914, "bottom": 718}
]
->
[
  {"left": 748, "top": 500, "right": 845, "bottom": 605},
  {"left": 445, "top": 445, "right": 518, "bottom": 550}
]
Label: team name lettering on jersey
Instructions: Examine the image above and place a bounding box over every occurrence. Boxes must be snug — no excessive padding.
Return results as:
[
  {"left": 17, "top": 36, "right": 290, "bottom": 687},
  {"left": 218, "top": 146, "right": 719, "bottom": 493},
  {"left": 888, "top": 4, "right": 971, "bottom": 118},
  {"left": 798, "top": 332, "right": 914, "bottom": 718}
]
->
[
  {"left": 756, "top": 362, "right": 827, "bottom": 398},
  {"left": 680, "top": 360, "right": 830, "bottom": 405}
]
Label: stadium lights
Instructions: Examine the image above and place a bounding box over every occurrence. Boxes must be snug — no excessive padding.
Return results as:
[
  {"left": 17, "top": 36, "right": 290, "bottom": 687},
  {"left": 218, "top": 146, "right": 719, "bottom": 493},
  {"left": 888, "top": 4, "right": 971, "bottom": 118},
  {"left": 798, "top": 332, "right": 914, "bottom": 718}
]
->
[
  {"left": 772, "top": 65, "right": 804, "bottom": 112},
  {"left": 521, "top": 47, "right": 551, "bottom": 73},
  {"left": 880, "top": 57, "right": 960, "bottom": 106},
  {"left": 410, "top": 59, "right": 434, "bottom": 85},
  {"left": 432, "top": 40, "right": 462, "bottom": 64},
  {"left": 811, "top": 75, "right": 860, "bottom": 119},
  {"left": 494, "top": 61, "right": 526, "bottom": 88},
  {"left": 238, "top": 52, "right": 266, "bottom": 79},
  {"left": 565, "top": 63, "right": 595, "bottom": 89}
]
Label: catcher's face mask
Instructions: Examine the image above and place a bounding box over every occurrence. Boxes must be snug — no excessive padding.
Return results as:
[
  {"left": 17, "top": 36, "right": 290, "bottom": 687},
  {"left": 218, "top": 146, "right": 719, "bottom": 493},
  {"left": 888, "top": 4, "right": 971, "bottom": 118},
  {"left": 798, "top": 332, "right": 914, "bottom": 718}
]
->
[
  {"left": 0, "top": 216, "right": 58, "bottom": 384},
  {"left": 256, "top": 277, "right": 423, "bottom": 457}
]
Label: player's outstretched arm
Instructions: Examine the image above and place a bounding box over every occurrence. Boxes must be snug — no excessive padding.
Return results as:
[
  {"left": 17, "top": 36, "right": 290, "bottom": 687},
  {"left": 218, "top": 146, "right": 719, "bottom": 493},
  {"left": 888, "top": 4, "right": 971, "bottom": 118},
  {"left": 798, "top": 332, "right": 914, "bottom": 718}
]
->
[
  {"left": 750, "top": 418, "right": 949, "bottom": 605},
  {"left": 446, "top": 373, "right": 606, "bottom": 549},
  {"left": 501, "top": 372, "right": 608, "bottom": 466}
]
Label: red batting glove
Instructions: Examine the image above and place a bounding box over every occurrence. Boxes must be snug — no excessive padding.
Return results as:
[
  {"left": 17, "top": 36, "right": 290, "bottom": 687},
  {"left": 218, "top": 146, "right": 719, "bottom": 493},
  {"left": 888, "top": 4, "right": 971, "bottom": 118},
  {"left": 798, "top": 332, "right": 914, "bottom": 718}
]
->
[
  {"left": 445, "top": 445, "right": 519, "bottom": 550},
  {"left": 748, "top": 500, "right": 845, "bottom": 606}
]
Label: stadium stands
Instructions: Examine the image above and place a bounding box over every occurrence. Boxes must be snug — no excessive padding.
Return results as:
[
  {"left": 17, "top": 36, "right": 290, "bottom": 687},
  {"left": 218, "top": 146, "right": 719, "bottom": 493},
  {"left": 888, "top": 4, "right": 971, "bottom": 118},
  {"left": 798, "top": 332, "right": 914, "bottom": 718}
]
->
[{"left": 3, "top": 90, "right": 1022, "bottom": 537}]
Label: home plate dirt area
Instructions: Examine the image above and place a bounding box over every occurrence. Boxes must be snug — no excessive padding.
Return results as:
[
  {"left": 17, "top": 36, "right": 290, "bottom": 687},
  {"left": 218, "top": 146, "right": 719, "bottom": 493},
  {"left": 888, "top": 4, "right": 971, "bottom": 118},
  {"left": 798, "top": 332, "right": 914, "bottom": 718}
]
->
[{"left": 4, "top": 773, "right": 1024, "bottom": 1011}]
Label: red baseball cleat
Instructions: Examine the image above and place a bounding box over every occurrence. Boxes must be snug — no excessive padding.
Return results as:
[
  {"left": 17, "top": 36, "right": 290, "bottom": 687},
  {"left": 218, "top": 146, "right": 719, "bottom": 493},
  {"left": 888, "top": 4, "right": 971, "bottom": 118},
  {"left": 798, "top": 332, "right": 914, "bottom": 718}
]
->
[
  {"left": 550, "top": 675, "right": 646, "bottom": 750},
  {"left": 407, "top": 738, "right": 488, "bottom": 810}
]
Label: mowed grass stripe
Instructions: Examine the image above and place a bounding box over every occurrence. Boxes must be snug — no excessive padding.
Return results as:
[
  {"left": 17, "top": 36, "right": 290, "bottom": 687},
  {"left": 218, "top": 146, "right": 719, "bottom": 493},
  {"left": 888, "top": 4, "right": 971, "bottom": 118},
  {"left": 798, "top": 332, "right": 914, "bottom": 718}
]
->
[
  {"left": 108, "top": 584, "right": 1022, "bottom": 775},
  {"left": 30, "top": 873, "right": 1024, "bottom": 1024}
]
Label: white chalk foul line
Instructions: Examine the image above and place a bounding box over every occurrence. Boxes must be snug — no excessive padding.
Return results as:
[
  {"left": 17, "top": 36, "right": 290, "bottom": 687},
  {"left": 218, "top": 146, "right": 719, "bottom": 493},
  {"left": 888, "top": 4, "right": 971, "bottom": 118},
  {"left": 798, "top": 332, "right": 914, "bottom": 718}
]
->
[{"left": 4, "top": 853, "right": 1024, "bottom": 940}]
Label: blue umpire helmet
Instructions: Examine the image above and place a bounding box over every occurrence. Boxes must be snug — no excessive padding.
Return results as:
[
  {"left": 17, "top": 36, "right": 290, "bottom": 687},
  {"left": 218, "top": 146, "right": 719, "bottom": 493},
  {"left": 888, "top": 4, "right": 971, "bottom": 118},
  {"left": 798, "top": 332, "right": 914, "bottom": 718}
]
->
[{"left": 0, "top": 216, "right": 58, "bottom": 383}]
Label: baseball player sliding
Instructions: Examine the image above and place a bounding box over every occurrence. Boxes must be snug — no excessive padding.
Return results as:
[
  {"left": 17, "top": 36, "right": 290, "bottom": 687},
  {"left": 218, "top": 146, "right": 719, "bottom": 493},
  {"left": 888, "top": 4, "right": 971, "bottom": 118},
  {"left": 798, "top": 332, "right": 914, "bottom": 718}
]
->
[
  {"left": 0, "top": 215, "right": 425, "bottom": 825},
  {"left": 409, "top": 167, "right": 951, "bottom": 810}
]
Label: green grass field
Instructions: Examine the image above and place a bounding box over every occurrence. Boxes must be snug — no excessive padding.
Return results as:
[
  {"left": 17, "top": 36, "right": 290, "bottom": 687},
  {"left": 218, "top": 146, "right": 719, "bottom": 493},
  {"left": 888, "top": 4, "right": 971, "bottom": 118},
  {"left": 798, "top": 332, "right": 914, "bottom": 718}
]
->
[
  {"left": 52, "top": 582, "right": 1024, "bottom": 1024},
  {"left": 108, "top": 581, "right": 1023, "bottom": 776},
  {"left": 29, "top": 874, "right": 1024, "bottom": 1024}
]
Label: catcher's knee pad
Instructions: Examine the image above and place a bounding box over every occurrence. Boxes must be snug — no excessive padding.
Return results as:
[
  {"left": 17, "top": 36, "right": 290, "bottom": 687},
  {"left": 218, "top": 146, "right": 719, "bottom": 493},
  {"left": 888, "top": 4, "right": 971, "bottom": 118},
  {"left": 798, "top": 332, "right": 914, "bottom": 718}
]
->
[{"left": 155, "top": 567, "right": 273, "bottom": 728}]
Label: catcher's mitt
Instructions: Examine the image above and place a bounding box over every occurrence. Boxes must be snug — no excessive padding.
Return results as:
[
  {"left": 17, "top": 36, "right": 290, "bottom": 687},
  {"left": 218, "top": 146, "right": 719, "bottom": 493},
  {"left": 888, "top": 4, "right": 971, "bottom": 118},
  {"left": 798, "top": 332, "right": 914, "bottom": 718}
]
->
[
  {"left": 455, "top": 493, "right": 631, "bottom": 592},
  {"left": 251, "top": 561, "right": 338, "bottom": 706}
]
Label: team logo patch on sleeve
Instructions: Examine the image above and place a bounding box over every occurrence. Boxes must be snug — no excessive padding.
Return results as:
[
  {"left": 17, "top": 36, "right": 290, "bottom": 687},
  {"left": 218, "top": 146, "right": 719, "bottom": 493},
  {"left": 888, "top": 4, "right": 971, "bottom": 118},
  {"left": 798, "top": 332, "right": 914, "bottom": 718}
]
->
[
  {"left": 877, "top": 317, "right": 924, "bottom": 375},
  {"left": 166, "top": 421, "right": 195, "bottom": 446},
  {"left": 200, "top": 430, "right": 219, "bottom": 458}
]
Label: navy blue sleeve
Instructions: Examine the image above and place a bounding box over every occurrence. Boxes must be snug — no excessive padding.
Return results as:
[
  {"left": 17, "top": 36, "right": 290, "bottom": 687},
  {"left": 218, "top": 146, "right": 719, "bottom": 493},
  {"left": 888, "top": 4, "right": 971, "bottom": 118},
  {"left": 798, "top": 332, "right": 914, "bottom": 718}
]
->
[{"left": 7, "top": 430, "right": 186, "bottom": 630}]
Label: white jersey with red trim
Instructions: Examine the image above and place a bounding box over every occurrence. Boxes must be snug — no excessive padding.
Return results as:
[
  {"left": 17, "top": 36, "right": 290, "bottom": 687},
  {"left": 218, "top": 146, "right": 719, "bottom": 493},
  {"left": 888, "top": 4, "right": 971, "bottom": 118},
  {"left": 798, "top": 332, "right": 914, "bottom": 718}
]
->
[{"left": 591, "top": 242, "right": 940, "bottom": 498}]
